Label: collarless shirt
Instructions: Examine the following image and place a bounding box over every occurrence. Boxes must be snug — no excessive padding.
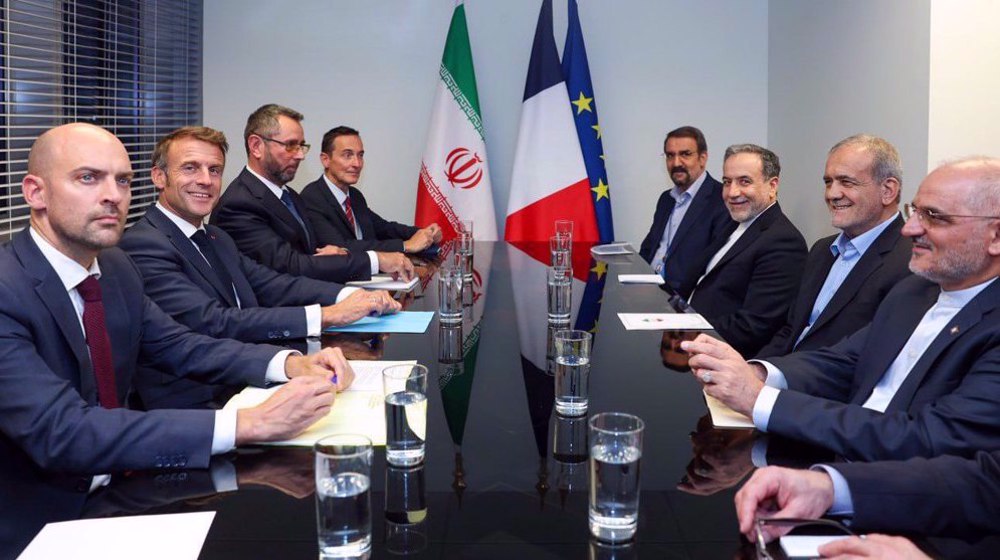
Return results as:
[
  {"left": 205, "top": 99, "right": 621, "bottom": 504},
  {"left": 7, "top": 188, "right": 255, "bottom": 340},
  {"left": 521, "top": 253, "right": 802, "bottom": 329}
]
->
[
  {"left": 689, "top": 201, "right": 774, "bottom": 302},
  {"left": 652, "top": 171, "right": 708, "bottom": 274},
  {"left": 322, "top": 174, "right": 360, "bottom": 239},
  {"left": 794, "top": 213, "right": 900, "bottom": 347}
]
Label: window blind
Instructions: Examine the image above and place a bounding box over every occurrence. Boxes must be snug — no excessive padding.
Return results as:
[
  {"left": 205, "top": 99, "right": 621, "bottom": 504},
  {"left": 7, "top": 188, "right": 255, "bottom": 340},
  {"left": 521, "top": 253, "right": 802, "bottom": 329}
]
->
[{"left": 0, "top": 0, "right": 202, "bottom": 239}]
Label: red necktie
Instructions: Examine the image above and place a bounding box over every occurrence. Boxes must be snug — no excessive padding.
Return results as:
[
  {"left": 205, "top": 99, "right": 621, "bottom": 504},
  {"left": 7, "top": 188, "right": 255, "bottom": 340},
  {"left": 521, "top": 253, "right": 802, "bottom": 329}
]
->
[
  {"left": 76, "top": 276, "right": 120, "bottom": 408},
  {"left": 343, "top": 197, "right": 358, "bottom": 237}
]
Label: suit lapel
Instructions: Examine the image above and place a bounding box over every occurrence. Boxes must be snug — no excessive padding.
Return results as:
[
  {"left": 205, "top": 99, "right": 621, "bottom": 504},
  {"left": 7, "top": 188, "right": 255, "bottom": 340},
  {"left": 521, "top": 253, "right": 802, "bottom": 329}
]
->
[
  {"left": 13, "top": 231, "right": 95, "bottom": 402},
  {"left": 146, "top": 208, "right": 238, "bottom": 307},
  {"left": 240, "top": 170, "right": 312, "bottom": 251},
  {"left": 666, "top": 187, "right": 708, "bottom": 259},
  {"left": 888, "top": 280, "right": 1000, "bottom": 409},
  {"left": 851, "top": 283, "right": 939, "bottom": 403},
  {"left": 789, "top": 240, "right": 838, "bottom": 335},
  {"left": 708, "top": 203, "right": 780, "bottom": 275},
  {"left": 350, "top": 189, "right": 374, "bottom": 241},
  {"left": 326, "top": 183, "right": 356, "bottom": 237}
]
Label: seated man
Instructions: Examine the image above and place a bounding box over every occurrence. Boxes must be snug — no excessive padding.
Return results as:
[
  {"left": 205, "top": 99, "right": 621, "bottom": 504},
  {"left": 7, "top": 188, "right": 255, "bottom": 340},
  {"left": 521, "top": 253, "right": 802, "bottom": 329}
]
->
[
  {"left": 301, "top": 126, "right": 442, "bottom": 253},
  {"left": 685, "top": 144, "right": 807, "bottom": 356},
  {"left": 757, "top": 134, "right": 912, "bottom": 358},
  {"left": 639, "top": 125, "right": 734, "bottom": 298},
  {"left": 683, "top": 157, "right": 1000, "bottom": 461},
  {"left": 0, "top": 123, "right": 351, "bottom": 473},
  {"left": 735, "top": 451, "right": 1000, "bottom": 553},
  {"left": 119, "top": 126, "right": 401, "bottom": 408},
  {"left": 211, "top": 104, "right": 413, "bottom": 283}
]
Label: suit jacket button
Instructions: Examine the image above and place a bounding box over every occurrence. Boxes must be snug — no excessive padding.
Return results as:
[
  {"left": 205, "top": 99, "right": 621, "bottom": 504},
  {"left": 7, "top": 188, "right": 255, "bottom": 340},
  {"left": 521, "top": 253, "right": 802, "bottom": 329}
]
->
[{"left": 283, "top": 330, "right": 291, "bottom": 337}]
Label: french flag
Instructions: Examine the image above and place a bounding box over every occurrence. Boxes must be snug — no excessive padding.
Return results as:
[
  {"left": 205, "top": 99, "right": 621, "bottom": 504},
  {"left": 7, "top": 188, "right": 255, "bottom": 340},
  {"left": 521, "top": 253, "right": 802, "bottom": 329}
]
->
[{"left": 504, "top": 0, "right": 600, "bottom": 244}]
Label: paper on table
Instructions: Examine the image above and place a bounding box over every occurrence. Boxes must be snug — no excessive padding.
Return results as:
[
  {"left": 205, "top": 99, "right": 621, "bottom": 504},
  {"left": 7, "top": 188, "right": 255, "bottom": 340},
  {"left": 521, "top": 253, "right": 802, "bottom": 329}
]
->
[
  {"left": 618, "top": 274, "right": 665, "bottom": 285},
  {"left": 618, "top": 312, "right": 713, "bottom": 330},
  {"left": 324, "top": 311, "right": 434, "bottom": 334},
  {"left": 780, "top": 535, "right": 852, "bottom": 558},
  {"left": 18, "top": 511, "right": 215, "bottom": 560},
  {"left": 223, "top": 360, "right": 417, "bottom": 446},
  {"left": 704, "top": 391, "right": 755, "bottom": 429},
  {"left": 590, "top": 242, "right": 635, "bottom": 255},
  {"left": 346, "top": 275, "right": 419, "bottom": 291}
]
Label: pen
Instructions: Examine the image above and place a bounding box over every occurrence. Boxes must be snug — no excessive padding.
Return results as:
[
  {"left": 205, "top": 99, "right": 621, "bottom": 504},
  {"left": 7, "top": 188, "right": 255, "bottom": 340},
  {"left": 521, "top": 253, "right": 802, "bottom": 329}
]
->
[{"left": 330, "top": 373, "right": 338, "bottom": 386}]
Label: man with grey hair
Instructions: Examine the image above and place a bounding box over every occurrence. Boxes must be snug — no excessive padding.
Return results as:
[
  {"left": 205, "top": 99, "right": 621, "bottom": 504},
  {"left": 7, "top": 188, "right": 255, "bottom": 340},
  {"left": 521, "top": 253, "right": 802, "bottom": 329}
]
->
[
  {"left": 682, "top": 157, "right": 1000, "bottom": 461},
  {"left": 212, "top": 104, "right": 414, "bottom": 283},
  {"left": 685, "top": 143, "right": 807, "bottom": 357},
  {"left": 756, "top": 134, "right": 913, "bottom": 358}
]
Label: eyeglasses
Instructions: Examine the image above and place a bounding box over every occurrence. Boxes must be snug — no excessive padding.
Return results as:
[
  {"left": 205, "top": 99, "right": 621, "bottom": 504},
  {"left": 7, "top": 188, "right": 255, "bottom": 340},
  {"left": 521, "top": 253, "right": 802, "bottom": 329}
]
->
[
  {"left": 256, "top": 135, "right": 311, "bottom": 155},
  {"left": 754, "top": 517, "right": 857, "bottom": 560},
  {"left": 904, "top": 203, "right": 1000, "bottom": 228}
]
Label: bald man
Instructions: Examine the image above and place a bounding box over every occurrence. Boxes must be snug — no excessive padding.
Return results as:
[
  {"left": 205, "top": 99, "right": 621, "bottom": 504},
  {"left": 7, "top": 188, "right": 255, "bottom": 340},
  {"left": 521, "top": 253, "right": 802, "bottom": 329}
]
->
[{"left": 0, "top": 123, "right": 349, "bottom": 474}]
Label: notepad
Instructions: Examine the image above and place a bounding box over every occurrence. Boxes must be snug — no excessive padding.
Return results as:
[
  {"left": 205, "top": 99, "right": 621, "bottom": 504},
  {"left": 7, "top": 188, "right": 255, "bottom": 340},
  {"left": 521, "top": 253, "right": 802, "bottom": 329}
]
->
[
  {"left": 346, "top": 275, "right": 419, "bottom": 291},
  {"left": 618, "top": 312, "right": 713, "bottom": 330},
  {"left": 618, "top": 274, "right": 665, "bottom": 285},
  {"left": 324, "top": 311, "right": 434, "bottom": 333},
  {"left": 590, "top": 242, "right": 635, "bottom": 255},
  {"left": 19, "top": 512, "right": 215, "bottom": 560},
  {"left": 780, "top": 535, "right": 852, "bottom": 558},
  {"left": 223, "top": 360, "right": 417, "bottom": 446},
  {"left": 704, "top": 391, "right": 755, "bottom": 429}
]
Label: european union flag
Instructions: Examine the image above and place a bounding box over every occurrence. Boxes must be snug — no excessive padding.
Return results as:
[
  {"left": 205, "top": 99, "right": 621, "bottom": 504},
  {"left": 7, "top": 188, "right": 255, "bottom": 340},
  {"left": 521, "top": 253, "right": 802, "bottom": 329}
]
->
[{"left": 562, "top": 0, "right": 614, "bottom": 244}]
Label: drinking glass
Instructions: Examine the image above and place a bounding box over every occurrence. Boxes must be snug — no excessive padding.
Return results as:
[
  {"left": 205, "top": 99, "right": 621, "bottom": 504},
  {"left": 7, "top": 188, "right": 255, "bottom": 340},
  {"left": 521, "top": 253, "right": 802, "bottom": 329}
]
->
[
  {"left": 382, "top": 364, "right": 429, "bottom": 467},
  {"left": 547, "top": 266, "right": 572, "bottom": 322},
  {"left": 550, "top": 234, "right": 571, "bottom": 269},
  {"left": 553, "top": 329, "right": 591, "bottom": 415},
  {"left": 437, "top": 267, "right": 463, "bottom": 324},
  {"left": 315, "top": 434, "right": 373, "bottom": 557},
  {"left": 588, "top": 413, "right": 644, "bottom": 542}
]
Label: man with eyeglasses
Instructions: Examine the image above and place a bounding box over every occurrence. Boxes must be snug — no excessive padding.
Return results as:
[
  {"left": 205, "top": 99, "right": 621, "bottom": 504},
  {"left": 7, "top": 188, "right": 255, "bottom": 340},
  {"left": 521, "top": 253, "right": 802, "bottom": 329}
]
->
[
  {"left": 212, "top": 104, "right": 414, "bottom": 283},
  {"left": 734, "top": 451, "right": 1000, "bottom": 557},
  {"left": 756, "top": 135, "right": 912, "bottom": 358},
  {"left": 300, "top": 126, "right": 442, "bottom": 254},
  {"left": 639, "top": 126, "right": 734, "bottom": 298},
  {"left": 684, "top": 143, "right": 807, "bottom": 357},
  {"left": 682, "top": 156, "right": 1000, "bottom": 461}
]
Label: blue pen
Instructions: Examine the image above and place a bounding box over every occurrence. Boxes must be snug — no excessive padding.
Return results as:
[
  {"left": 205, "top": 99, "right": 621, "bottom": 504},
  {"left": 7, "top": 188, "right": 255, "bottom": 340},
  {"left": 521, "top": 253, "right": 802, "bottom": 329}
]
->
[{"left": 330, "top": 373, "right": 338, "bottom": 386}]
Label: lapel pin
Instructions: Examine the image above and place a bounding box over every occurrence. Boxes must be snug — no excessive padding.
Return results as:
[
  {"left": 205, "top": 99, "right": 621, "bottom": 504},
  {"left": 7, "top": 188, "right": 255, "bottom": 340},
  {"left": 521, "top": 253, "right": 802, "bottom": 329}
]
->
[{"left": 950, "top": 325, "right": 960, "bottom": 335}]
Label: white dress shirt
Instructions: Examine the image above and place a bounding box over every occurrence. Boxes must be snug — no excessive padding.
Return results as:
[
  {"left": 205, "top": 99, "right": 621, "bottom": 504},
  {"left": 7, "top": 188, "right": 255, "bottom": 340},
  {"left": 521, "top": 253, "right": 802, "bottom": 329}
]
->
[
  {"left": 322, "top": 174, "right": 361, "bottom": 239},
  {"left": 689, "top": 202, "right": 774, "bottom": 302},
  {"left": 245, "top": 166, "right": 378, "bottom": 274}
]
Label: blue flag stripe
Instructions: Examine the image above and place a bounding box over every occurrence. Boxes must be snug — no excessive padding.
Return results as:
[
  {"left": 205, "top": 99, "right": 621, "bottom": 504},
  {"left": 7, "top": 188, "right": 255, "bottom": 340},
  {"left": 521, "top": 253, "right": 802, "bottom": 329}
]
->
[{"left": 523, "top": 0, "right": 564, "bottom": 101}]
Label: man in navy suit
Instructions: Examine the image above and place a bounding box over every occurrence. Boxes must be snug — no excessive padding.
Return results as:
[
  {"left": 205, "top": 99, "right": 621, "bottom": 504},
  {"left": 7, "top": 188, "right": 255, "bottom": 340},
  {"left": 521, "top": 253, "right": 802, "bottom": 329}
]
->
[
  {"left": 684, "top": 157, "right": 1000, "bottom": 462},
  {"left": 301, "top": 126, "right": 442, "bottom": 253},
  {"left": 0, "top": 123, "right": 347, "bottom": 474},
  {"left": 735, "top": 451, "right": 1000, "bottom": 553},
  {"left": 639, "top": 126, "right": 734, "bottom": 298},
  {"left": 119, "top": 126, "right": 401, "bottom": 409},
  {"left": 211, "top": 104, "right": 413, "bottom": 283},
  {"left": 686, "top": 144, "right": 808, "bottom": 357},
  {"left": 756, "top": 135, "right": 912, "bottom": 358}
]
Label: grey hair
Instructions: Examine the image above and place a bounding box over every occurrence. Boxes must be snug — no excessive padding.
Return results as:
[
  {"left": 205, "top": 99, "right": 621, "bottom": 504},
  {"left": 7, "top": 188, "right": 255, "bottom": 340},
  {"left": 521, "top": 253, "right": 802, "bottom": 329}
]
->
[
  {"left": 830, "top": 134, "right": 903, "bottom": 188},
  {"left": 724, "top": 143, "right": 780, "bottom": 179},
  {"left": 243, "top": 103, "right": 304, "bottom": 155}
]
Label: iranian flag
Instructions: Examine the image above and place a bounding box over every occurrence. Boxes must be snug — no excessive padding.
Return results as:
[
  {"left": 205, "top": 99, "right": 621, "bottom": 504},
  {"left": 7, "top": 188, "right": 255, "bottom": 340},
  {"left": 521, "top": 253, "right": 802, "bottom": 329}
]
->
[{"left": 415, "top": 1, "right": 497, "bottom": 241}]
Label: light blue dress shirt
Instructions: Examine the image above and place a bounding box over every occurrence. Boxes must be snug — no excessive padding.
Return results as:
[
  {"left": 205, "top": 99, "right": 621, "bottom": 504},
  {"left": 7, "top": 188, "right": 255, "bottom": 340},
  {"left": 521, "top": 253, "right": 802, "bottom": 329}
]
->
[{"left": 652, "top": 171, "right": 708, "bottom": 275}]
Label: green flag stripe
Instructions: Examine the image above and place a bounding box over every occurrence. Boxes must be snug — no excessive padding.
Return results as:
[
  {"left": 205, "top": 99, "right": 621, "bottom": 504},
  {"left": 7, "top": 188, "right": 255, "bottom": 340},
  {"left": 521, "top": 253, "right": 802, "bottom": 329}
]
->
[
  {"left": 439, "top": 4, "right": 484, "bottom": 137},
  {"left": 440, "top": 65, "right": 485, "bottom": 140}
]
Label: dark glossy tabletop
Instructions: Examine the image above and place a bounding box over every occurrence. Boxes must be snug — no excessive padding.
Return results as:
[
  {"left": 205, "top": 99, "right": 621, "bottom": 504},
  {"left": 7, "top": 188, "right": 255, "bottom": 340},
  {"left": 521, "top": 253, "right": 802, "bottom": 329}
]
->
[{"left": 0, "top": 242, "right": 761, "bottom": 560}]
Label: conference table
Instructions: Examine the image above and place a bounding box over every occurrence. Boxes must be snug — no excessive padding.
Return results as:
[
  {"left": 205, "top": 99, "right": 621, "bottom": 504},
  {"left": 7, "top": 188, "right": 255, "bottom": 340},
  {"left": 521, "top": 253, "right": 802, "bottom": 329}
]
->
[{"left": 4, "top": 242, "right": 989, "bottom": 559}]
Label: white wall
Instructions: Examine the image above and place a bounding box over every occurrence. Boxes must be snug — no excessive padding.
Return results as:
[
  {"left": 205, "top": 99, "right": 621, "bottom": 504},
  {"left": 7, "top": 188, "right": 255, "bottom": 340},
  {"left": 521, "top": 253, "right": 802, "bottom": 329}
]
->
[
  {"left": 927, "top": 0, "right": 1000, "bottom": 170},
  {"left": 768, "top": 0, "right": 931, "bottom": 244},
  {"left": 203, "top": 0, "right": 769, "bottom": 245}
]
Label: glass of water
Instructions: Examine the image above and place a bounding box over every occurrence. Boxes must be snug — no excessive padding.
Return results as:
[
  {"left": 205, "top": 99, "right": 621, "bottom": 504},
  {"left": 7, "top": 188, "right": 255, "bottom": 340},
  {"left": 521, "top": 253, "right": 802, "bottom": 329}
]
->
[
  {"left": 383, "top": 364, "right": 429, "bottom": 467},
  {"left": 554, "top": 219, "right": 574, "bottom": 240},
  {"left": 550, "top": 234, "right": 571, "bottom": 268},
  {"left": 438, "top": 267, "right": 463, "bottom": 324},
  {"left": 588, "top": 412, "right": 644, "bottom": 543},
  {"left": 547, "top": 266, "right": 572, "bottom": 322},
  {"left": 553, "top": 329, "right": 591, "bottom": 415},
  {"left": 315, "top": 434, "right": 373, "bottom": 558}
]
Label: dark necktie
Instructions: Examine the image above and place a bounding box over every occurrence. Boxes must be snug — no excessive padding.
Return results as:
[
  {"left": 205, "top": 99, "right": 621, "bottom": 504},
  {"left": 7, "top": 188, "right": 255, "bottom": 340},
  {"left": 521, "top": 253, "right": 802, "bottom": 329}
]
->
[
  {"left": 343, "top": 197, "right": 357, "bottom": 238},
  {"left": 75, "top": 276, "right": 120, "bottom": 409},
  {"left": 279, "top": 189, "right": 312, "bottom": 248},
  {"left": 191, "top": 230, "right": 238, "bottom": 307}
]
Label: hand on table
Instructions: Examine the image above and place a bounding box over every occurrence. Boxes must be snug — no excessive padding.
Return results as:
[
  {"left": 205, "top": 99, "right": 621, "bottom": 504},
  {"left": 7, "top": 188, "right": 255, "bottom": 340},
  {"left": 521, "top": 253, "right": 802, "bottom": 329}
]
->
[
  {"left": 681, "top": 334, "right": 766, "bottom": 416},
  {"left": 734, "top": 466, "right": 835, "bottom": 543}
]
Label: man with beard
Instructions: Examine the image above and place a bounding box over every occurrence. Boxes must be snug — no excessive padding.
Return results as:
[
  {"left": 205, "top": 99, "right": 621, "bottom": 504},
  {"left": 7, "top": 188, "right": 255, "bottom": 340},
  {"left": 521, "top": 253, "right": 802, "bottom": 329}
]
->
[
  {"left": 685, "top": 144, "right": 807, "bottom": 357},
  {"left": 211, "top": 104, "right": 413, "bottom": 283},
  {"left": 682, "top": 157, "right": 1000, "bottom": 461},
  {"left": 640, "top": 126, "right": 734, "bottom": 298}
]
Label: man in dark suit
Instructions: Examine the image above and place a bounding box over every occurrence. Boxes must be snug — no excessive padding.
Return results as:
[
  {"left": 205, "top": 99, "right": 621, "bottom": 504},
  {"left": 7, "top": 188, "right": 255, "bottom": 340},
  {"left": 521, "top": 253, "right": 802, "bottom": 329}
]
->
[
  {"left": 301, "top": 126, "right": 442, "bottom": 253},
  {"left": 0, "top": 122, "right": 346, "bottom": 474},
  {"left": 639, "top": 126, "right": 734, "bottom": 298},
  {"left": 684, "top": 157, "right": 1000, "bottom": 461},
  {"left": 757, "top": 135, "right": 912, "bottom": 358},
  {"left": 735, "top": 451, "right": 1000, "bottom": 550},
  {"left": 210, "top": 104, "right": 413, "bottom": 283},
  {"left": 686, "top": 144, "right": 807, "bottom": 357},
  {"left": 119, "top": 126, "right": 400, "bottom": 409}
]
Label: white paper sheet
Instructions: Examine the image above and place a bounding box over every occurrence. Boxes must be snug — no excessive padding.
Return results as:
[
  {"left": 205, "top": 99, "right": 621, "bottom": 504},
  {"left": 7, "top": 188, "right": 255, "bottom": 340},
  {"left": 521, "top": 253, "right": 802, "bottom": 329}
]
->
[
  {"left": 617, "top": 312, "right": 713, "bottom": 330},
  {"left": 19, "top": 511, "right": 215, "bottom": 560},
  {"left": 704, "top": 391, "right": 755, "bottom": 429},
  {"left": 590, "top": 242, "right": 635, "bottom": 255},
  {"left": 618, "top": 274, "right": 665, "bottom": 285},
  {"left": 346, "top": 275, "right": 419, "bottom": 291},
  {"left": 780, "top": 535, "right": 852, "bottom": 558}
]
